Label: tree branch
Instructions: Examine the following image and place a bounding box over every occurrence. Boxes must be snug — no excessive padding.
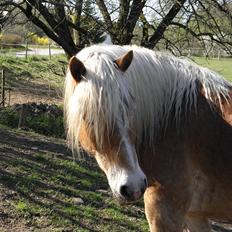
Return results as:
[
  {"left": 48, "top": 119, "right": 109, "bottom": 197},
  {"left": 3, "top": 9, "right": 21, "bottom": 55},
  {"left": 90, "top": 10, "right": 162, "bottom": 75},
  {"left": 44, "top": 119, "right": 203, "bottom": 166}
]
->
[
  {"left": 121, "top": 0, "right": 147, "bottom": 44},
  {"left": 117, "top": 0, "right": 130, "bottom": 31},
  {"left": 95, "top": 0, "right": 113, "bottom": 28},
  {"left": 144, "top": 0, "right": 187, "bottom": 48}
]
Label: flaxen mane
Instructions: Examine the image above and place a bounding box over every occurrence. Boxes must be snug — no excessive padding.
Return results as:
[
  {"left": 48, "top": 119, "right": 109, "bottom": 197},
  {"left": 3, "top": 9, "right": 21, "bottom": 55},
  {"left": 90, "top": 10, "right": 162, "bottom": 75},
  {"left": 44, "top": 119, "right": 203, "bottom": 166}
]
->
[{"left": 64, "top": 45, "right": 231, "bottom": 152}]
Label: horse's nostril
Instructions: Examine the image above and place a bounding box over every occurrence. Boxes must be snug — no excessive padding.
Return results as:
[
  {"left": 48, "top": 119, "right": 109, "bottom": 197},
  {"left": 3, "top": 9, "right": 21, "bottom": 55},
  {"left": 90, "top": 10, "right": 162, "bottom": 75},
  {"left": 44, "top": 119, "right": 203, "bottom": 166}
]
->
[
  {"left": 144, "top": 178, "right": 148, "bottom": 187},
  {"left": 141, "top": 187, "right": 146, "bottom": 194},
  {"left": 120, "top": 185, "right": 130, "bottom": 198}
]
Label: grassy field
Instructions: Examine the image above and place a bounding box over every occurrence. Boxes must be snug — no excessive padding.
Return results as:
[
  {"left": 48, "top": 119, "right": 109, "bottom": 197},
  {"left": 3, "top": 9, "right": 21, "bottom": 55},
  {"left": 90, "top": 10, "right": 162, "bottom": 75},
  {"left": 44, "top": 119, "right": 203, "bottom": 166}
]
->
[
  {"left": 0, "top": 55, "right": 66, "bottom": 88},
  {"left": 0, "top": 55, "right": 231, "bottom": 87},
  {"left": 191, "top": 56, "right": 232, "bottom": 81},
  {"left": 0, "top": 55, "right": 67, "bottom": 105}
]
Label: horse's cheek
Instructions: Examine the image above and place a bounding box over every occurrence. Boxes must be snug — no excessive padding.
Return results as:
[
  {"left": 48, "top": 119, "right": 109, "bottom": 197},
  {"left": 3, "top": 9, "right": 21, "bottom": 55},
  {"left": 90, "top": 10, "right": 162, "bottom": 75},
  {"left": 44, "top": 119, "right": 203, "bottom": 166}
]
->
[
  {"left": 95, "top": 153, "right": 111, "bottom": 174},
  {"left": 79, "top": 125, "right": 96, "bottom": 155}
]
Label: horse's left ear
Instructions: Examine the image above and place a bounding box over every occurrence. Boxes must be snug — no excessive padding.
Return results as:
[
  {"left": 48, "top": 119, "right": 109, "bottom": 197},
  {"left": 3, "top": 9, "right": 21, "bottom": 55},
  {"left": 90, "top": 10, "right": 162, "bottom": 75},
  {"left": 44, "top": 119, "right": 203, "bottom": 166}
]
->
[
  {"left": 114, "top": 50, "right": 133, "bottom": 72},
  {"left": 69, "top": 56, "right": 86, "bottom": 83}
]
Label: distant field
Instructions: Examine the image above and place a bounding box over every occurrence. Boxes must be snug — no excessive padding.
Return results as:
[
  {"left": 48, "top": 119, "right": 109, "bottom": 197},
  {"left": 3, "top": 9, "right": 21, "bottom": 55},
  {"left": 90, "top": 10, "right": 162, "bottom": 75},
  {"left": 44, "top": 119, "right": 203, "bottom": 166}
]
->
[{"left": 191, "top": 57, "right": 232, "bottom": 82}]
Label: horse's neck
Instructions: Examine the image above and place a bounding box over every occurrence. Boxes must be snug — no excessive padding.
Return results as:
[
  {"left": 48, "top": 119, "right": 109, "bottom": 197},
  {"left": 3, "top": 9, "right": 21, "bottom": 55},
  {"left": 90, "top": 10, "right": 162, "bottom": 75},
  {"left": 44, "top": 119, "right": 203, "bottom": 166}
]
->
[{"left": 187, "top": 92, "right": 232, "bottom": 178}]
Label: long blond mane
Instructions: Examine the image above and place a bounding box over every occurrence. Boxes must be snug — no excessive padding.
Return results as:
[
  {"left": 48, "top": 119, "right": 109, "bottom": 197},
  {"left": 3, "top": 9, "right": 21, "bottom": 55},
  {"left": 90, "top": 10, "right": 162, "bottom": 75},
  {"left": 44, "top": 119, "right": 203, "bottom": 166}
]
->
[{"left": 64, "top": 45, "right": 231, "bottom": 152}]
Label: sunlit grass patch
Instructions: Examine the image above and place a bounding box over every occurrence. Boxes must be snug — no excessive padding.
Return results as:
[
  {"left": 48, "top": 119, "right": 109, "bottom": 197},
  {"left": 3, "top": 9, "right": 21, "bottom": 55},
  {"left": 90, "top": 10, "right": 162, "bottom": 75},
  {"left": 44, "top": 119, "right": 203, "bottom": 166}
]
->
[{"left": 191, "top": 57, "right": 232, "bottom": 82}]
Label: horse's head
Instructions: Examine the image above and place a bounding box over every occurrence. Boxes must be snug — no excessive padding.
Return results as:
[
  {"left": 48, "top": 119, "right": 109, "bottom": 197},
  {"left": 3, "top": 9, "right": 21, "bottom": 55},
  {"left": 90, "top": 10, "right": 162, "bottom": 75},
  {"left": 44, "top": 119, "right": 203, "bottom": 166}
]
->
[{"left": 65, "top": 48, "right": 147, "bottom": 203}]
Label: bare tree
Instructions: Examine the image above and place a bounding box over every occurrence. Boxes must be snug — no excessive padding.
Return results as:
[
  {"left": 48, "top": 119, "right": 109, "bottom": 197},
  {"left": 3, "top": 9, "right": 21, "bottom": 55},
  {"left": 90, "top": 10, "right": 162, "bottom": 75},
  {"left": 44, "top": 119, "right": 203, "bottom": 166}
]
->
[
  {"left": 142, "top": 0, "right": 232, "bottom": 55},
  {"left": 0, "top": 0, "right": 231, "bottom": 57},
  {"left": 0, "top": 0, "right": 101, "bottom": 57}
]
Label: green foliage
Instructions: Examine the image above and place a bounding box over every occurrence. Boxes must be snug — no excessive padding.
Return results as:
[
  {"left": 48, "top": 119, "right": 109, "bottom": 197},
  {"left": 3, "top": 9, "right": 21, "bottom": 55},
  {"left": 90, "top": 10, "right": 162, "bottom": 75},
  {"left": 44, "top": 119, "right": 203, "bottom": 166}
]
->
[
  {"left": 15, "top": 200, "right": 28, "bottom": 211},
  {"left": 0, "top": 108, "right": 19, "bottom": 127},
  {"left": 0, "top": 106, "right": 64, "bottom": 138},
  {"left": 26, "top": 114, "right": 64, "bottom": 138}
]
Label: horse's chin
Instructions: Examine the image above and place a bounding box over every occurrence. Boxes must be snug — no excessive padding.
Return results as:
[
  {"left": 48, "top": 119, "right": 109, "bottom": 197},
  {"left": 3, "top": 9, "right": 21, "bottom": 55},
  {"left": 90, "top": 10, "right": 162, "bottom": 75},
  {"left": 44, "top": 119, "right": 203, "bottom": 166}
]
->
[{"left": 115, "top": 195, "right": 143, "bottom": 206}]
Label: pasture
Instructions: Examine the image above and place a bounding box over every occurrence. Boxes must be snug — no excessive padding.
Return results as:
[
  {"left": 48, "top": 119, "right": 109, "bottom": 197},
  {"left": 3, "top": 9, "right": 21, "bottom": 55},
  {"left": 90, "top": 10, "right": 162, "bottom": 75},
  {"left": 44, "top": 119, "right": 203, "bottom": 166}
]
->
[
  {"left": 0, "top": 125, "right": 148, "bottom": 231},
  {"left": 0, "top": 53, "right": 231, "bottom": 231},
  {"left": 0, "top": 55, "right": 65, "bottom": 105},
  {"left": 192, "top": 57, "right": 232, "bottom": 81}
]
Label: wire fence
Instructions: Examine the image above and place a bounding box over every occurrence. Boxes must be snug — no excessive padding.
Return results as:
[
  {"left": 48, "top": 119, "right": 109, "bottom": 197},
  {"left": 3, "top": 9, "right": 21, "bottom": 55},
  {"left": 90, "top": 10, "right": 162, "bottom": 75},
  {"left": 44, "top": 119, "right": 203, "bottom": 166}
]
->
[
  {"left": 182, "top": 47, "right": 230, "bottom": 59},
  {"left": 0, "top": 43, "right": 64, "bottom": 58}
]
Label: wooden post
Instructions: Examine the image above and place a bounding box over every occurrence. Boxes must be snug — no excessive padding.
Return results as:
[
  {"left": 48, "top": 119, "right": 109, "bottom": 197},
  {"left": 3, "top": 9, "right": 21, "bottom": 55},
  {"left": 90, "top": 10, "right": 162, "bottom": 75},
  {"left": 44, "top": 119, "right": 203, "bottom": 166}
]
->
[
  {"left": 49, "top": 43, "right": 51, "bottom": 59},
  {"left": 217, "top": 50, "right": 220, "bottom": 60},
  {"left": 25, "top": 39, "right": 28, "bottom": 59},
  {"left": 18, "top": 104, "right": 27, "bottom": 128},
  {"left": 8, "top": 88, "right": 11, "bottom": 106},
  {"left": 1, "top": 69, "right": 5, "bottom": 107}
]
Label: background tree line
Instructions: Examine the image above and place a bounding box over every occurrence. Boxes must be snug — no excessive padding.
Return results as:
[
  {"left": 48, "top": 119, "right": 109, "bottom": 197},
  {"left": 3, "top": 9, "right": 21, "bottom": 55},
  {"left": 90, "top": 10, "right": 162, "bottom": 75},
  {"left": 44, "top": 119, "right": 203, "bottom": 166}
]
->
[{"left": 0, "top": 0, "right": 231, "bottom": 58}]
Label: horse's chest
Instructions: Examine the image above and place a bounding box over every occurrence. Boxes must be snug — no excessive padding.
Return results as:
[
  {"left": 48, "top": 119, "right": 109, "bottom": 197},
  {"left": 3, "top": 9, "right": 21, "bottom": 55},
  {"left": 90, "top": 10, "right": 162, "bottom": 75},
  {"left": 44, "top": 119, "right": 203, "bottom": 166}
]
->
[{"left": 188, "top": 170, "right": 232, "bottom": 217}]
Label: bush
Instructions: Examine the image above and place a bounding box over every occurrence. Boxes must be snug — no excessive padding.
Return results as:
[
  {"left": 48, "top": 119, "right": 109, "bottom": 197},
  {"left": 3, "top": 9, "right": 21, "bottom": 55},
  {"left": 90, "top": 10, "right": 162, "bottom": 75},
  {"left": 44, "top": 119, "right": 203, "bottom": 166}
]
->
[
  {"left": 0, "top": 104, "right": 65, "bottom": 138},
  {"left": 29, "top": 33, "right": 50, "bottom": 45},
  {"left": 0, "top": 33, "right": 23, "bottom": 44},
  {"left": 0, "top": 108, "right": 19, "bottom": 127},
  {"left": 26, "top": 115, "right": 64, "bottom": 138}
]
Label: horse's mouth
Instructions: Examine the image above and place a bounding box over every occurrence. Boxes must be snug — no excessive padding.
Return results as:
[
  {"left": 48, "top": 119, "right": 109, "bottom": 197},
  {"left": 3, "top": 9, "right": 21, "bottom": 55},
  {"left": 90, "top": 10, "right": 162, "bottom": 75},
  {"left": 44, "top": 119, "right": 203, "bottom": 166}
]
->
[{"left": 114, "top": 193, "right": 143, "bottom": 205}]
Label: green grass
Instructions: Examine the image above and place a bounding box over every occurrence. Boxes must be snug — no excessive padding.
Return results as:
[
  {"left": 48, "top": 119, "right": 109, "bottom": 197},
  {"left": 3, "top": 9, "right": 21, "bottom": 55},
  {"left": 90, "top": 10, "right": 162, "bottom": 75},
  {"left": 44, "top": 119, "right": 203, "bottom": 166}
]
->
[
  {"left": 0, "top": 126, "right": 149, "bottom": 231},
  {"left": 191, "top": 57, "right": 232, "bottom": 81},
  {"left": 0, "top": 54, "right": 67, "bottom": 90},
  {"left": 0, "top": 46, "right": 26, "bottom": 53},
  {"left": 15, "top": 200, "right": 28, "bottom": 211}
]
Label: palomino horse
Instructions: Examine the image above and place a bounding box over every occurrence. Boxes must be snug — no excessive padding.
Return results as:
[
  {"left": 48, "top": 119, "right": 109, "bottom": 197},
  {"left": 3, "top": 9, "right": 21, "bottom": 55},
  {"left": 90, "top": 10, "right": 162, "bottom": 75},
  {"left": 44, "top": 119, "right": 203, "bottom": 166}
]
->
[{"left": 64, "top": 45, "right": 232, "bottom": 232}]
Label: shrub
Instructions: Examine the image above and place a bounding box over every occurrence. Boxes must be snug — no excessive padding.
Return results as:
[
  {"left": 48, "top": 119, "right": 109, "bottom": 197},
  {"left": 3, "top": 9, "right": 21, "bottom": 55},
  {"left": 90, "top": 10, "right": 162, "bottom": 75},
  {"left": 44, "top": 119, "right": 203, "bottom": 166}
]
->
[
  {"left": 0, "top": 108, "right": 19, "bottom": 127},
  {"left": 26, "top": 115, "right": 64, "bottom": 138},
  {"left": 29, "top": 34, "right": 50, "bottom": 45},
  {"left": 0, "top": 104, "right": 65, "bottom": 138},
  {"left": 0, "top": 33, "right": 23, "bottom": 44}
]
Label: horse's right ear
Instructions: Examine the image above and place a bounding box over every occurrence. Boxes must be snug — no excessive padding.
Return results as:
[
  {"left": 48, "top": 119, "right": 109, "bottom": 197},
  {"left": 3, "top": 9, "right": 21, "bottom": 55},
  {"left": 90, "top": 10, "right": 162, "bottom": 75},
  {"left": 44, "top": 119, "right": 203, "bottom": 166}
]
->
[
  {"left": 69, "top": 56, "right": 86, "bottom": 83},
  {"left": 114, "top": 50, "right": 133, "bottom": 72}
]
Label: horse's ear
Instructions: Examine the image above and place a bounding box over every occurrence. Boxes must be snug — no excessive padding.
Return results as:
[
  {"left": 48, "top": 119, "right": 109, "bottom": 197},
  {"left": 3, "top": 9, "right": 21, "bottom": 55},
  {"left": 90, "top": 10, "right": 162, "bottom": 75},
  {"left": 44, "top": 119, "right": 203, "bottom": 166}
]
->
[
  {"left": 114, "top": 50, "right": 133, "bottom": 72},
  {"left": 69, "top": 56, "right": 86, "bottom": 83}
]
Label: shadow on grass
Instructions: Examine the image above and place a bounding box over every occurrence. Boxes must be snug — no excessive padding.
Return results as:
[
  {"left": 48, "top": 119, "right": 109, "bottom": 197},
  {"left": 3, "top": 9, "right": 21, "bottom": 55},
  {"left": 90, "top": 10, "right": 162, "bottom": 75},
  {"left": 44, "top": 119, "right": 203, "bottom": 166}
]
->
[{"left": 0, "top": 127, "right": 148, "bottom": 231}]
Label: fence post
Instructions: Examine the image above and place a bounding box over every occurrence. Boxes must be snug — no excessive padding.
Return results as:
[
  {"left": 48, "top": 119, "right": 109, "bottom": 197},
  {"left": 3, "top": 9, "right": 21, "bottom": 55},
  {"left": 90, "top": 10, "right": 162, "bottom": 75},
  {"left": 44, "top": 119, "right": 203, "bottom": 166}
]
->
[
  {"left": 1, "top": 69, "right": 5, "bottom": 107},
  {"left": 25, "top": 39, "right": 28, "bottom": 59},
  {"left": 49, "top": 43, "right": 51, "bottom": 59},
  {"left": 18, "top": 104, "right": 27, "bottom": 128},
  {"left": 217, "top": 50, "right": 221, "bottom": 60},
  {"left": 8, "top": 88, "right": 11, "bottom": 106}
]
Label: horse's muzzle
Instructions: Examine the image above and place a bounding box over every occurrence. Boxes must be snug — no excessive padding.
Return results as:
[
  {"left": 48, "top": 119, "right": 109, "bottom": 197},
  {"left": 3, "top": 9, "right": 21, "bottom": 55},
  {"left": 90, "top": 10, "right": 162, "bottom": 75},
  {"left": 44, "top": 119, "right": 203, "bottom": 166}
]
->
[{"left": 116, "top": 178, "right": 147, "bottom": 203}]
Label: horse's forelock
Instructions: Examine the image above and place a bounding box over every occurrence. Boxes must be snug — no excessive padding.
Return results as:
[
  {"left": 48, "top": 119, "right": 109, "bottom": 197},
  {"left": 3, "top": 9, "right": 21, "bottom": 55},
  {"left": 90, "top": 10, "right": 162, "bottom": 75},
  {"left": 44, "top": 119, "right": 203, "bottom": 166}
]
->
[{"left": 65, "top": 48, "right": 133, "bottom": 152}]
